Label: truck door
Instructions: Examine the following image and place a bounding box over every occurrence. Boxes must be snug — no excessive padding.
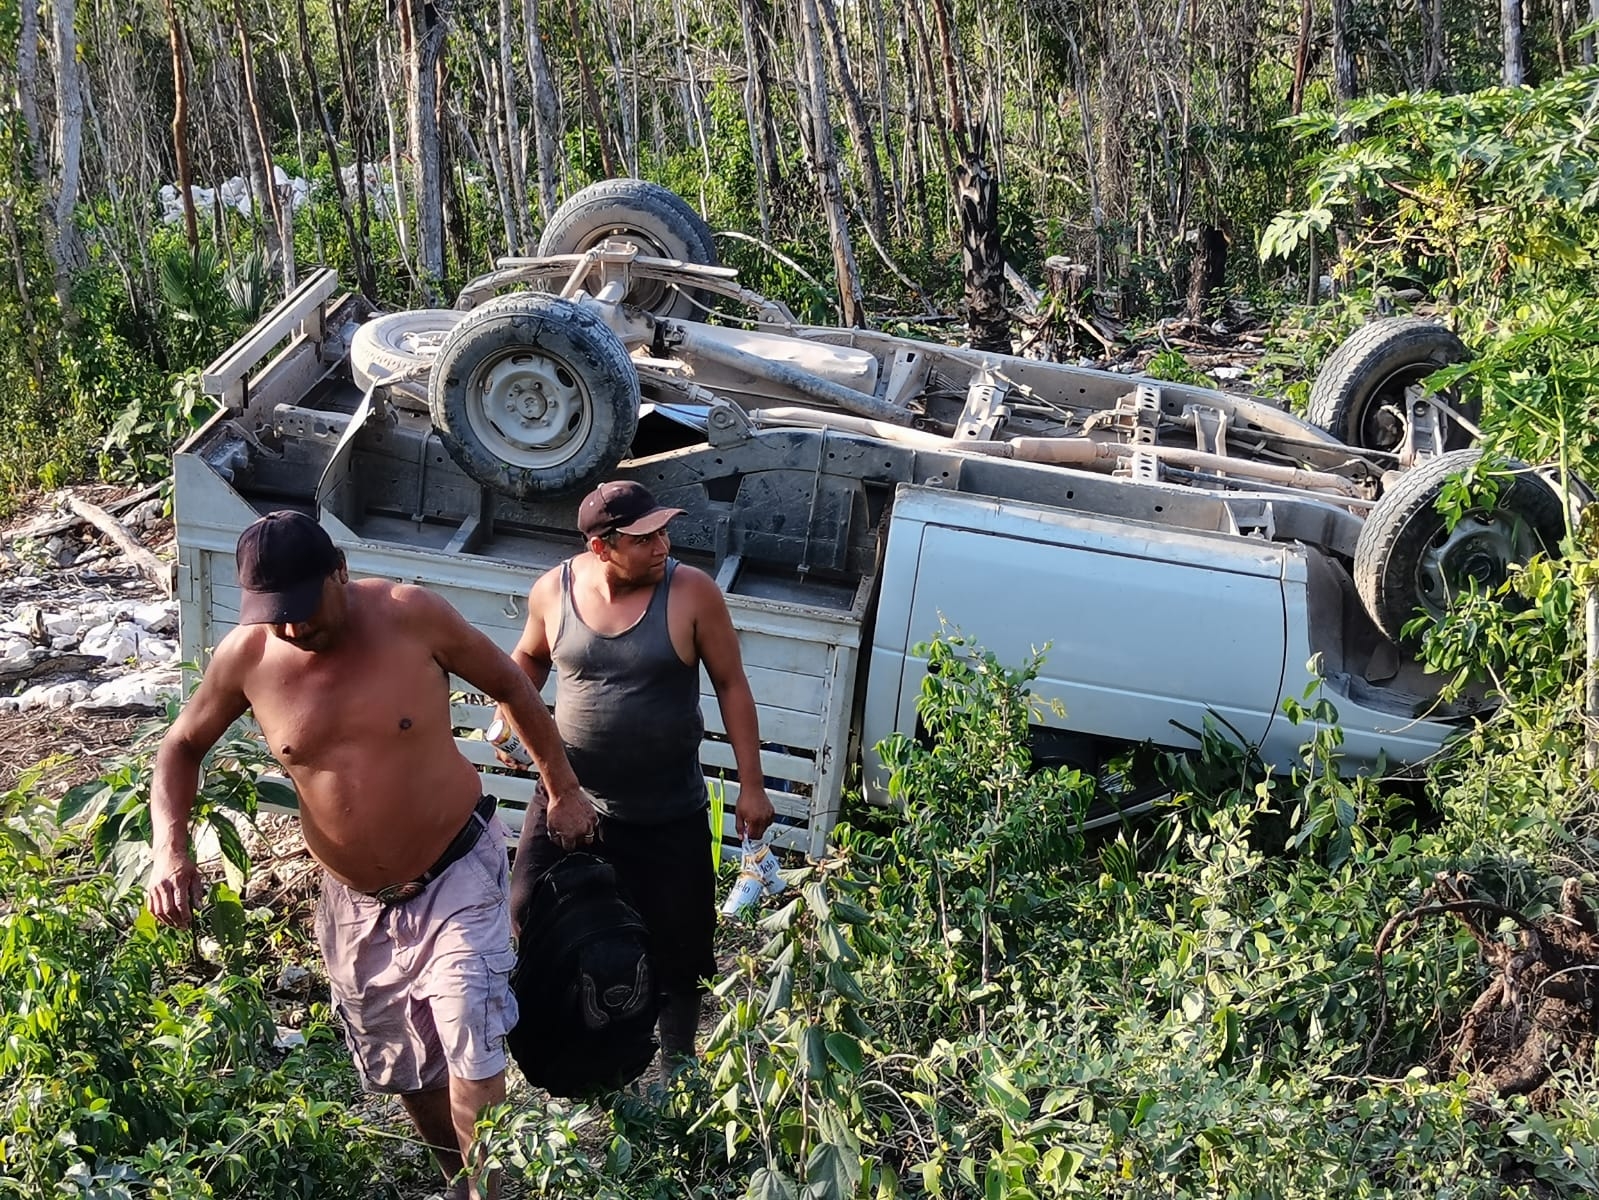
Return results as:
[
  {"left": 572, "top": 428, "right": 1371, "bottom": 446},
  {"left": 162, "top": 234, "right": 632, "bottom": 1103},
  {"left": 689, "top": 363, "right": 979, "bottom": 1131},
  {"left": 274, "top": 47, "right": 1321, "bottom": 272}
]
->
[{"left": 863, "top": 485, "right": 1291, "bottom": 774}]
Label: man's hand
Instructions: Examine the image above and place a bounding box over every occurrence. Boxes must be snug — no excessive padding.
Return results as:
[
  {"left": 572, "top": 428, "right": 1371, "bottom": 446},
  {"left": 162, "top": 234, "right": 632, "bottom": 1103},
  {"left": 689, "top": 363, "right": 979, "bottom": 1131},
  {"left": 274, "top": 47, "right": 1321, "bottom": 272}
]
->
[
  {"left": 735, "top": 784, "right": 776, "bottom": 842},
  {"left": 488, "top": 705, "right": 533, "bottom": 772},
  {"left": 147, "top": 849, "right": 205, "bottom": 928},
  {"left": 545, "top": 784, "right": 599, "bottom": 852}
]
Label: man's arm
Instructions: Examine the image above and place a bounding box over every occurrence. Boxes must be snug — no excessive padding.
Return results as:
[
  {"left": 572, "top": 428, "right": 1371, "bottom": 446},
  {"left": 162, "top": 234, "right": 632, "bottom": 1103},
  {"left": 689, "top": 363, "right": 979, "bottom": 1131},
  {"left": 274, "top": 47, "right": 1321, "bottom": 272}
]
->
[
  {"left": 496, "top": 572, "right": 555, "bottom": 770},
  {"left": 418, "top": 585, "right": 596, "bottom": 848},
  {"left": 685, "top": 569, "right": 775, "bottom": 841},
  {"left": 508, "top": 571, "right": 559, "bottom": 691},
  {"left": 147, "top": 641, "right": 253, "bottom": 927}
]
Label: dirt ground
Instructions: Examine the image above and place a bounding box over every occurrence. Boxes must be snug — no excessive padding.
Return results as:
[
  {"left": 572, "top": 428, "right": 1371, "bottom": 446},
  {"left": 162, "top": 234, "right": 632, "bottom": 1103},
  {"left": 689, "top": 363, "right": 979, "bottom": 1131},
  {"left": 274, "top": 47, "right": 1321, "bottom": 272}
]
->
[{"left": 1, "top": 484, "right": 173, "bottom": 798}]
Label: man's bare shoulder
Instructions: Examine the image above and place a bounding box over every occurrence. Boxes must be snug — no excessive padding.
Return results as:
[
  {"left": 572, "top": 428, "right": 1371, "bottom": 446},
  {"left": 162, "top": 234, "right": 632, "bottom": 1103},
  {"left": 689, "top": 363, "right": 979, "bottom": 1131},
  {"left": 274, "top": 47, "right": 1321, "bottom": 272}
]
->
[
  {"left": 527, "top": 560, "right": 568, "bottom": 610},
  {"left": 362, "top": 578, "right": 462, "bottom": 630},
  {"left": 209, "top": 621, "right": 270, "bottom": 676},
  {"left": 189, "top": 622, "right": 270, "bottom": 709},
  {"left": 671, "top": 562, "right": 731, "bottom": 612}
]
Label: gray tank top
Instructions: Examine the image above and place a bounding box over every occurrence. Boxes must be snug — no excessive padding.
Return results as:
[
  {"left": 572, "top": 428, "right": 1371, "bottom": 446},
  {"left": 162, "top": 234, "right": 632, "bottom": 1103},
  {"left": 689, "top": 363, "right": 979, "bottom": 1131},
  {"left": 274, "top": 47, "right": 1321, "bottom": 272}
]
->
[{"left": 551, "top": 557, "right": 707, "bottom": 823}]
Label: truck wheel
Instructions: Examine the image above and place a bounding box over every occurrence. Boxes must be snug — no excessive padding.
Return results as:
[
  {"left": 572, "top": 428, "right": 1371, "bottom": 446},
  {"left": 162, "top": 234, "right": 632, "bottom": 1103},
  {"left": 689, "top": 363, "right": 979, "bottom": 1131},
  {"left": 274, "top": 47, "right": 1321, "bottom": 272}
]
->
[
  {"left": 429, "top": 293, "right": 640, "bottom": 499},
  {"left": 350, "top": 310, "right": 463, "bottom": 405},
  {"left": 537, "top": 178, "right": 718, "bottom": 319},
  {"left": 1354, "top": 448, "right": 1564, "bottom": 643},
  {"left": 1309, "top": 318, "right": 1479, "bottom": 454}
]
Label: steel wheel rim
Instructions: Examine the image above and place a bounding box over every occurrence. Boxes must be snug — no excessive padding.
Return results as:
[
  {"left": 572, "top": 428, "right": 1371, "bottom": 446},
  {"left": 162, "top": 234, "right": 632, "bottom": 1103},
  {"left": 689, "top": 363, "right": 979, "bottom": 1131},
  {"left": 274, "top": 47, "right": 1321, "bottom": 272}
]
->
[
  {"left": 396, "top": 326, "right": 451, "bottom": 358},
  {"left": 1413, "top": 509, "right": 1539, "bottom": 619},
  {"left": 574, "top": 227, "right": 676, "bottom": 312},
  {"left": 464, "top": 346, "right": 595, "bottom": 470},
  {"left": 1353, "top": 364, "right": 1450, "bottom": 451}
]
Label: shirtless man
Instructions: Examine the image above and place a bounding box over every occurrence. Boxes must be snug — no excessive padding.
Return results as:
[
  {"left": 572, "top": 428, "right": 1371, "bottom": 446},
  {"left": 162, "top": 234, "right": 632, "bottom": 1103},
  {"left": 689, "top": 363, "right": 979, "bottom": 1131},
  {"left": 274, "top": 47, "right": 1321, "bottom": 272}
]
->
[
  {"left": 503, "top": 480, "right": 775, "bottom": 1063},
  {"left": 146, "top": 510, "right": 595, "bottom": 1200}
]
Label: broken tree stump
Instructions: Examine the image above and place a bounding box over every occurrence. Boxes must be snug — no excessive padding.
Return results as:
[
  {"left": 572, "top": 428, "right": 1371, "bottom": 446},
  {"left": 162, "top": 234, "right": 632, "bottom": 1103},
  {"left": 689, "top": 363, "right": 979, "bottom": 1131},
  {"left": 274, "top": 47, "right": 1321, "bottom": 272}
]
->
[
  {"left": 1037, "top": 257, "right": 1092, "bottom": 362},
  {"left": 1373, "top": 874, "right": 1599, "bottom": 1101},
  {"left": 1185, "top": 226, "right": 1229, "bottom": 319}
]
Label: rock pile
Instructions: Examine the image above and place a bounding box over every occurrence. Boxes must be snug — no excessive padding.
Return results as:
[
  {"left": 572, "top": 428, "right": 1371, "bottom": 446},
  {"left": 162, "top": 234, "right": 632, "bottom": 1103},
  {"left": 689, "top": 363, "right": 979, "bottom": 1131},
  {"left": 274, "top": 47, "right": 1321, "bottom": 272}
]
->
[{"left": 2, "top": 489, "right": 182, "bottom": 716}]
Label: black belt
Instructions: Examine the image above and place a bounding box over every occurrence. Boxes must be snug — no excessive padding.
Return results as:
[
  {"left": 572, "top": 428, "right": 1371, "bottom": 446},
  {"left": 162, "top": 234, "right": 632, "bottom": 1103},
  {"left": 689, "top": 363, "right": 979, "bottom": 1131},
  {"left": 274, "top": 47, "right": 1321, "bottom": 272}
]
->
[{"left": 367, "top": 795, "right": 496, "bottom": 904}]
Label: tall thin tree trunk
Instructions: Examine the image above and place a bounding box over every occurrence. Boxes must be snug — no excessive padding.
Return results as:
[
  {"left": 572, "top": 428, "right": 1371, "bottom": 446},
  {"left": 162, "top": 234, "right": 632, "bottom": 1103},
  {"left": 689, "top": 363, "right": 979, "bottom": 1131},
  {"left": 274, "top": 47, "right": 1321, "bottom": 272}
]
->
[
  {"left": 441, "top": 103, "right": 474, "bottom": 277},
  {"left": 233, "top": 0, "right": 293, "bottom": 287},
  {"left": 494, "top": 21, "right": 534, "bottom": 249},
  {"left": 671, "top": 0, "right": 714, "bottom": 192},
  {"left": 904, "top": 0, "right": 953, "bottom": 185},
  {"left": 520, "top": 0, "right": 561, "bottom": 223},
  {"left": 1585, "top": 0, "right": 1599, "bottom": 65},
  {"left": 469, "top": 38, "right": 518, "bottom": 253},
  {"left": 1417, "top": 0, "right": 1445, "bottom": 87},
  {"left": 798, "top": 0, "right": 865, "bottom": 326},
  {"left": 296, "top": 0, "right": 369, "bottom": 293},
  {"left": 164, "top": 0, "right": 199, "bottom": 254},
  {"left": 264, "top": 9, "right": 314, "bottom": 262},
  {"left": 565, "top": 0, "right": 618, "bottom": 177},
  {"left": 738, "top": 0, "right": 782, "bottom": 207},
  {"left": 1331, "top": 0, "right": 1360, "bottom": 104},
  {"left": 1291, "top": 0, "right": 1314, "bottom": 112},
  {"left": 17, "top": 0, "right": 44, "bottom": 182},
  {"left": 737, "top": 8, "right": 771, "bottom": 235},
  {"left": 376, "top": 38, "right": 415, "bottom": 266},
  {"left": 596, "top": 0, "right": 637, "bottom": 174},
  {"left": 401, "top": 0, "right": 447, "bottom": 291},
  {"left": 897, "top": 8, "right": 932, "bottom": 255},
  {"left": 867, "top": 0, "right": 904, "bottom": 236},
  {"left": 814, "top": 0, "right": 888, "bottom": 243},
  {"left": 40, "top": 0, "right": 84, "bottom": 323},
  {"left": 1501, "top": 0, "right": 1529, "bottom": 85},
  {"left": 328, "top": 0, "right": 377, "bottom": 297}
]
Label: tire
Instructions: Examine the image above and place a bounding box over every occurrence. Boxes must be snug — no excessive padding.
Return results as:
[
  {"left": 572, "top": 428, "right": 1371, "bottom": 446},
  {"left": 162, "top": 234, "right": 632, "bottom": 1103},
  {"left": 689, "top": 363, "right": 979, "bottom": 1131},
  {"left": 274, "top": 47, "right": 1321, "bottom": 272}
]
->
[
  {"left": 1354, "top": 448, "right": 1565, "bottom": 643},
  {"left": 1308, "top": 318, "right": 1479, "bottom": 454},
  {"left": 429, "top": 293, "right": 640, "bottom": 499},
  {"left": 350, "top": 310, "right": 463, "bottom": 409},
  {"left": 537, "top": 178, "right": 718, "bottom": 319}
]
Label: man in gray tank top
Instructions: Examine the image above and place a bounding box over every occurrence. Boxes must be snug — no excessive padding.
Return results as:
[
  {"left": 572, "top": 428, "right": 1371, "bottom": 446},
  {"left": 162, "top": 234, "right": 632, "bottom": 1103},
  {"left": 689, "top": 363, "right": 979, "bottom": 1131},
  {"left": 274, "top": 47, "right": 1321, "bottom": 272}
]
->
[{"left": 502, "top": 481, "right": 775, "bottom": 1064}]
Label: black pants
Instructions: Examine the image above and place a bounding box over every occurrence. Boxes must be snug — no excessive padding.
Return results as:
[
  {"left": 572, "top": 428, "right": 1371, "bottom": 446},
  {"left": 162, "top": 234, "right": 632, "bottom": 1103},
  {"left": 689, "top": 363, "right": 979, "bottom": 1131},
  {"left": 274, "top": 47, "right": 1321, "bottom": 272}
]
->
[{"left": 510, "top": 799, "right": 717, "bottom": 998}]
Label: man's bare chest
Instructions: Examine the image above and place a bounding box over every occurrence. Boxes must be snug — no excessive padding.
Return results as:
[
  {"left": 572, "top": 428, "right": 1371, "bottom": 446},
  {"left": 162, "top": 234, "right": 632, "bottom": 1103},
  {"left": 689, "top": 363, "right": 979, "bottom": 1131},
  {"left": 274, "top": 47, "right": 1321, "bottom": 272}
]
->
[{"left": 248, "top": 647, "right": 451, "bottom": 766}]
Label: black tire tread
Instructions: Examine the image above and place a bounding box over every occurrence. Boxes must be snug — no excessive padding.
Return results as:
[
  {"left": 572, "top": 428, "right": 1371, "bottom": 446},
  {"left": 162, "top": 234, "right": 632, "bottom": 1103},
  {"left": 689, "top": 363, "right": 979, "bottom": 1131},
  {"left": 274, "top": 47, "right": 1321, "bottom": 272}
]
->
[
  {"left": 1308, "top": 318, "right": 1475, "bottom": 451},
  {"left": 537, "top": 178, "right": 717, "bottom": 319},
  {"left": 428, "top": 293, "right": 639, "bottom": 499},
  {"left": 1354, "top": 448, "right": 1564, "bottom": 643}
]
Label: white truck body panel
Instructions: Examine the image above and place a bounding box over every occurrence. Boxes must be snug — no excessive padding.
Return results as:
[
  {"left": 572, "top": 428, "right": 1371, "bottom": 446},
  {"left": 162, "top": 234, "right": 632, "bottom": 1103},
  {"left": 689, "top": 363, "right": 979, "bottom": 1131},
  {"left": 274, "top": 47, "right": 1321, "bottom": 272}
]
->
[{"left": 862, "top": 485, "right": 1458, "bottom": 800}]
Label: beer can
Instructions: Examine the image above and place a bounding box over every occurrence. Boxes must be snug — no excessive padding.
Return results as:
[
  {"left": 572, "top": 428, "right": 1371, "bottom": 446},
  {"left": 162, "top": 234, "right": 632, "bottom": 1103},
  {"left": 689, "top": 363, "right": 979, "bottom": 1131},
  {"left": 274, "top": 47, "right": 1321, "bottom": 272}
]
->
[{"left": 485, "top": 715, "right": 533, "bottom": 766}]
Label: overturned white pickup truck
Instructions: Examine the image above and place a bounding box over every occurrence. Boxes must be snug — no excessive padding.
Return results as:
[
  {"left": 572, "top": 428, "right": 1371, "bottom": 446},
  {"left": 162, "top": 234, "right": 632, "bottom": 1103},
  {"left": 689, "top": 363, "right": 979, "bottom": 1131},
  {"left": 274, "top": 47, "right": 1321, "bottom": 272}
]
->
[{"left": 175, "top": 179, "right": 1567, "bottom": 853}]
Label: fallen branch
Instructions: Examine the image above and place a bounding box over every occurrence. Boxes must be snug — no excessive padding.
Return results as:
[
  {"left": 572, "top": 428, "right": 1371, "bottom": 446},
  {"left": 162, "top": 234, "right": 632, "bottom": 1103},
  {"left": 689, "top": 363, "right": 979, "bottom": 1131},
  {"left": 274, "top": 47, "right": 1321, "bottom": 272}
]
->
[
  {"left": 847, "top": 200, "right": 942, "bottom": 317},
  {"left": 0, "top": 650, "right": 105, "bottom": 688},
  {"left": 1004, "top": 263, "right": 1040, "bottom": 314},
  {"left": 6, "top": 483, "right": 163, "bottom": 544},
  {"left": 66, "top": 495, "right": 174, "bottom": 597}
]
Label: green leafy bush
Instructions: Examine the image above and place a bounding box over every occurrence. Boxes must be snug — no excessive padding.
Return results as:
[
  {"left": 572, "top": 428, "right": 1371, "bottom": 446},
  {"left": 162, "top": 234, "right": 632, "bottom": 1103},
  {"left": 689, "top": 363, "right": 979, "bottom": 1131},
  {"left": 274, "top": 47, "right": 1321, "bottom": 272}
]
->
[
  {"left": 1260, "top": 69, "right": 1599, "bottom": 307},
  {"left": 468, "top": 634, "right": 1599, "bottom": 1197},
  {"left": 0, "top": 774, "right": 380, "bottom": 1198}
]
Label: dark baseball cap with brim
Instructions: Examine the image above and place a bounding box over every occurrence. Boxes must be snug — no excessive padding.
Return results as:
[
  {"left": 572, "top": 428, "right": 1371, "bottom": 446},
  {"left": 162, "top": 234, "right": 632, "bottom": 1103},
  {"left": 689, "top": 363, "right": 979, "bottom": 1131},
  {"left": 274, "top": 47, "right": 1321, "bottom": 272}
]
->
[
  {"left": 578, "top": 481, "right": 685, "bottom": 540},
  {"left": 236, "top": 510, "right": 342, "bottom": 625}
]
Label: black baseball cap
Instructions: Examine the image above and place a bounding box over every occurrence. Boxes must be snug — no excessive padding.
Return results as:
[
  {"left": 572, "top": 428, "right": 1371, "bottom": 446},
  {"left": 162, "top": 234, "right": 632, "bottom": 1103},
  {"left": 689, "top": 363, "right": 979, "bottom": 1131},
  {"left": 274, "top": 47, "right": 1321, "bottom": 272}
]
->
[
  {"left": 236, "top": 511, "right": 342, "bottom": 624},
  {"left": 577, "top": 481, "right": 684, "bottom": 540}
]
